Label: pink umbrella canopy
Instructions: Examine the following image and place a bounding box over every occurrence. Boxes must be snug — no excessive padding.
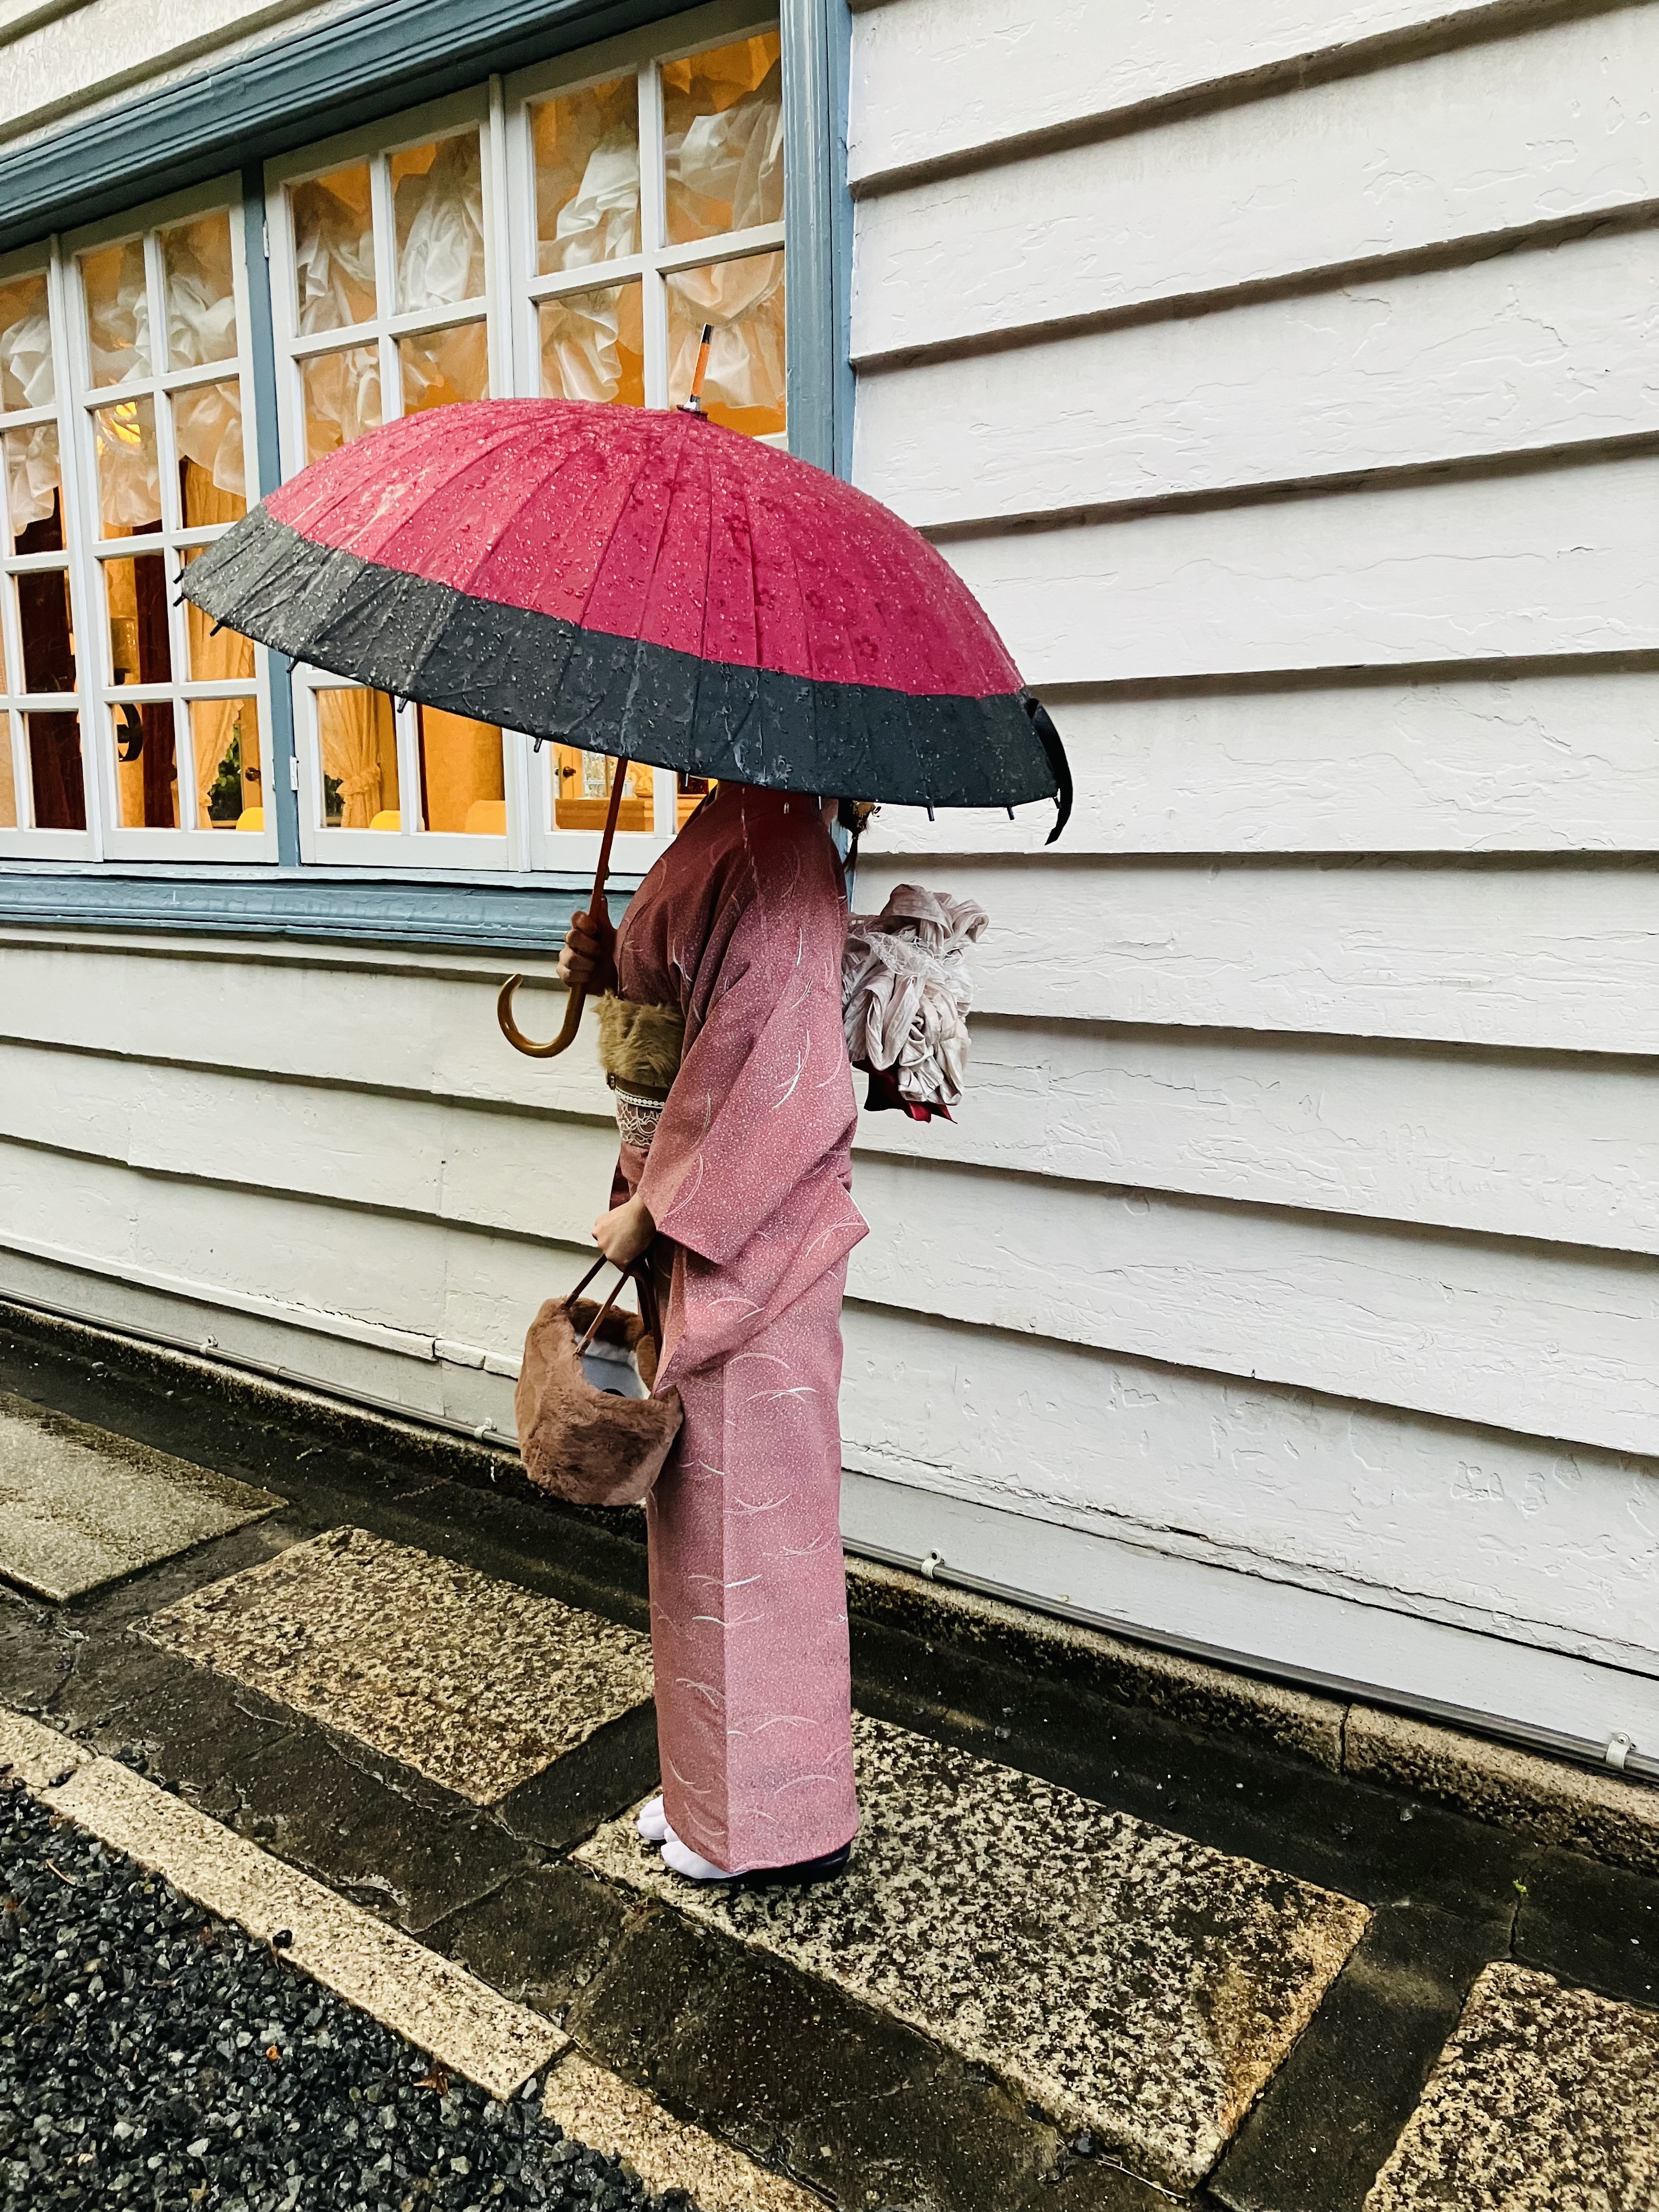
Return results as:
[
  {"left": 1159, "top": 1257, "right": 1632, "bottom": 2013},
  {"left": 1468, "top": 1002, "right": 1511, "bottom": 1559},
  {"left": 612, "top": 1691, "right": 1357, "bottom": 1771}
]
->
[{"left": 182, "top": 397, "right": 1070, "bottom": 836}]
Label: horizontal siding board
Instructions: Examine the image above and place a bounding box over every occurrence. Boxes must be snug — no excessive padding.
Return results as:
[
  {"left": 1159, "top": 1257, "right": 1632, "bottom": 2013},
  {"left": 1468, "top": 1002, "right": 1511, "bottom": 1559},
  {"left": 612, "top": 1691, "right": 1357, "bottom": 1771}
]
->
[
  {"left": 838, "top": 1306, "right": 1659, "bottom": 1676},
  {"left": 8, "top": 1017, "right": 1657, "bottom": 1255},
  {"left": 0, "top": 1041, "right": 618, "bottom": 1247},
  {"left": 0, "top": 934, "right": 608, "bottom": 1118},
  {"left": 853, "top": 852, "right": 1659, "bottom": 1052},
  {"left": 8, "top": 1079, "right": 1659, "bottom": 1460},
  {"left": 854, "top": 229, "right": 1659, "bottom": 526},
  {"left": 845, "top": 1155, "right": 1659, "bottom": 1461},
  {"left": 940, "top": 454, "right": 1659, "bottom": 685},
  {"left": 858, "top": 669, "right": 1659, "bottom": 854},
  {"left": 0, "top": 1138, "right": 577, "bottom": 1367},
  {"left": 857, "top": 1020, "right": 1659, "bottom": 1255},
  {"left": 852, "top": 9, "right": 1659, "bottom": 358},
  {"left": 848, "top": 0, "right": 1551, "bottom": 184}
]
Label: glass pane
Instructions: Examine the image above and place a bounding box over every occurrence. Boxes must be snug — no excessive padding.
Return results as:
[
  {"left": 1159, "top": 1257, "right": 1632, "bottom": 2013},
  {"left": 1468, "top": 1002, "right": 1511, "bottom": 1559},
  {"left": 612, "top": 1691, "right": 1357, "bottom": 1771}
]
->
[
  {"left": 93, "top": 395, "right": 161, "bottom": 533},
  {"left": 113, "top": 693, "right": 179, "bottom": 827},
  {"left": 0, "top": 274, "right": 53, "bottom": 411},
  {"left": 192, "top": 697, "right": 262, "bottom": 828},
  {"left": 398, "top": 321, "right": 488, "bottom": 415},
  {"left": 174, "top": 379, "right": 247, "bottom": 522},
  {"left": 161, "top": 212, "right": 239, "bottom": 369},
  {"left": 181, "top": 546, "right": 256, "bottom": 680},
  {"left": 538, "top": 283, "right": 643, "bottom": 405},
  {"left": 26, "top": 713, "right": 86, "bottom": 831},
  {"left": 302, "top": 344, "right": 382, "bottom": 461},
  {"left": 415, "top": 707, "right": 504, "bottom": 832},
  {"left": 15, "top": 569, "right": 75, "bottom": 691},
  {"left": 0, "top": 724, "right": 15, "bottom": 827},
  {"left": 4, "top": 421, "right": 63, "bottom": 555},
  {"left": 291, "top": 165, "right": 377, "bottom": 335},
  {"left": 103, "top": 554, "right": 173, "bottom": 686},
  {"left": 81, "top": 241, "right": 153, "bottom": 386},
  {"left": 667, "top": 255, "right": 785, "bottom": 436},
  {"left": 552, "top": 747, "right": 652, "bottom": 831},
  {"left": 317, "top": 687, "right": 399, "bottom": 827},
  {"left": 662, "top": 33, "right": 783, "bottom": 245},
  {"left": 532, "top": 76, "right": 640, "bottom": 278},
  {"left": 393, "top": 133, "right": 486, "bottom": 313}
]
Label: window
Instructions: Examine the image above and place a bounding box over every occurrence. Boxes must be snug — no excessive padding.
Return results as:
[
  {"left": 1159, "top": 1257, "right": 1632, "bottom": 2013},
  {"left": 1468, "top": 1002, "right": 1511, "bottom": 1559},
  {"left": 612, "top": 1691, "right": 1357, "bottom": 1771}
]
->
[
  {"left": 264, "top": 7, "right": 783, "bottom": 874},
  {"left": 0, "top": 257, "right": 92, "bottom": 851},
  {"left": 0, "top": 5, "right": 786, "bottom": 877},
  {"left": 63, "top": 184, "right": 271, "bottom": 857},
  {"left": 509, "top": 20, "right": 783, "bottom": 867}
]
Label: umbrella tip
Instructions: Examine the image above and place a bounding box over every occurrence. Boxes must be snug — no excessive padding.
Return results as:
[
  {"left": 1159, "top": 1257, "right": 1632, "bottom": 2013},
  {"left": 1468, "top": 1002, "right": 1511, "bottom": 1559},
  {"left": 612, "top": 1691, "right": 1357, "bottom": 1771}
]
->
[{"left": 677, "top": 324, "right": 715, "bottom": 415}]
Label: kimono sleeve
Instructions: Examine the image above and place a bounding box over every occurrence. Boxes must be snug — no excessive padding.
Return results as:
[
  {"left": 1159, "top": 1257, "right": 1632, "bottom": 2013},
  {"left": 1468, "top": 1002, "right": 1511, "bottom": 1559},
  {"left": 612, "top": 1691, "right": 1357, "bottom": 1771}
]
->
[{"left": 634, "top": 889, "right": 856, "bottom": 1268}]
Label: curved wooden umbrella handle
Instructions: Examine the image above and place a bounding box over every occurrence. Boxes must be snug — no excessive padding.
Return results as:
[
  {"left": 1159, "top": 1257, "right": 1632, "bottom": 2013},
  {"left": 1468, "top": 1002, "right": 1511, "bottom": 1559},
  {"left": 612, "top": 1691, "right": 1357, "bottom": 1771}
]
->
[
  {"left": 497, "top": 973, "right": 588, "bottom": 1058},
  {"left": 495, "top": 755, "right": 631, "bottom": 1061}
]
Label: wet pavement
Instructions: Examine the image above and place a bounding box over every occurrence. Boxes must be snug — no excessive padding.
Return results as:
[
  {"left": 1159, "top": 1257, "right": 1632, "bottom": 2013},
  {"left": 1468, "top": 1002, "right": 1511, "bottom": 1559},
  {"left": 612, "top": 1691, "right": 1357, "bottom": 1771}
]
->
[{"left": 1, "top": 1304, "right": 1657, "bottom": 2212}]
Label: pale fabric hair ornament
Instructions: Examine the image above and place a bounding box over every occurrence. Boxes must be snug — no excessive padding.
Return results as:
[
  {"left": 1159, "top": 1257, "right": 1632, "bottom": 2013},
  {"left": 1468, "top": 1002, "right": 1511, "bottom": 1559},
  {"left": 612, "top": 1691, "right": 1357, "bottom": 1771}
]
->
[{"left": 842, "top": 883, "right": 989, "bottom": 1121}]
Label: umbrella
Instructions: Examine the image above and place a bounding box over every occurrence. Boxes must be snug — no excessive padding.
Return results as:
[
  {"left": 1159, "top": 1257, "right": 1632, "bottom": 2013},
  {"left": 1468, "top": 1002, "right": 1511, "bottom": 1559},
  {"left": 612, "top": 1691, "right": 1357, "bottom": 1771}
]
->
[{"left": 182, "top": 390, "right": 1070, "bottom": 1054}]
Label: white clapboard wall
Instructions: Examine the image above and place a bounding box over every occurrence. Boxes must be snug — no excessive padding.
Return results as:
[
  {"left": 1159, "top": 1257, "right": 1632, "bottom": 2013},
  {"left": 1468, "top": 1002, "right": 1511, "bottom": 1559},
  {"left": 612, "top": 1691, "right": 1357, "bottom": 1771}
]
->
[
  {"left": 2, "top": 0, "right": 1657, "bottom": 1768},
  {"left": 841, "top": 0, "right": 1659, "bottom": 1757}
]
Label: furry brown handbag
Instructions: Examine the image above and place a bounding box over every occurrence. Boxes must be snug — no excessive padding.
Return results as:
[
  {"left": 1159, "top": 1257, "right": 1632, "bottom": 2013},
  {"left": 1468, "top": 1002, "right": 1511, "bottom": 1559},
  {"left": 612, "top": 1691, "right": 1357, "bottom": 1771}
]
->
[{"left": 515, "top": 1254, "right": 683, "bottom": 1508}]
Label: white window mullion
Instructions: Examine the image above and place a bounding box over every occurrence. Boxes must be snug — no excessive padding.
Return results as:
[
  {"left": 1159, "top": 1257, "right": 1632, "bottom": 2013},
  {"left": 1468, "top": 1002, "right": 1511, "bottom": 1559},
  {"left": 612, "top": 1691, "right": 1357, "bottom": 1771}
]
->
[
  {"left": 50, "top": 240, "right": 106, "bottom": 853},
  {"left": 371, "top": 153, "right": 401, "bottom": 425},
  {"left": 485, "top": 74, "right": 511, "bottom": 404},
  {"left": 639, "top": 59, "right": 668, "bottom": 409}
]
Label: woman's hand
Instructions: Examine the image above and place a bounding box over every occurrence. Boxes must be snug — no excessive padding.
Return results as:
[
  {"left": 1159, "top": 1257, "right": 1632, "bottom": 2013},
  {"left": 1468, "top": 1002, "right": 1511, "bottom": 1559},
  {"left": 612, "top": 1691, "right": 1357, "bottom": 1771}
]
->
[
  {"left": 558, "top": 906, "right": 617, "bottom": 994},
  {"left": 594, "top": 1194, "right": 656, "bottom": 1266}
]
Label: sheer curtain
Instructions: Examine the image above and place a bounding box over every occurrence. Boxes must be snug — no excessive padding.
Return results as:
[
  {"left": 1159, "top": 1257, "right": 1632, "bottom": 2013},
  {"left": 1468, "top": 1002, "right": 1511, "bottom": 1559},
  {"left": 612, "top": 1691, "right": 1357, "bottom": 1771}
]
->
[
  {"left": 664, "top": 62, "right": 784, "bottom": 419},
  {"left": 1, "top": 295, "right": 58, "bottom": 533},
  {"left": 534, "top": 63, "right": 785, "bottom": 413},
  {"left": 184, "top": 473, "right": 252, "bottom": 825}
]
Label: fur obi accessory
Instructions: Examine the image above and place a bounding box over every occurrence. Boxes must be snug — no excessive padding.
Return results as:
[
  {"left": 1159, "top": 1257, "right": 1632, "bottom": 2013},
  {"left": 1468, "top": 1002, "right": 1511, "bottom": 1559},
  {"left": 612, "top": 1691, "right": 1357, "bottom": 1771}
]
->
[{"left": 596, "top": 993, "right": 685, "bottom": 1153}]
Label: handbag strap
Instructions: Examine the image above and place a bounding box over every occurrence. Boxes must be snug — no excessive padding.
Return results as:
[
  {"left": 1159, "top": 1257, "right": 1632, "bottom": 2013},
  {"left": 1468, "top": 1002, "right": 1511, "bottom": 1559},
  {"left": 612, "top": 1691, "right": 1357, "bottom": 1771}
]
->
[{"left": 567, "top": 1249, "right": 665, "bottom": 1357}]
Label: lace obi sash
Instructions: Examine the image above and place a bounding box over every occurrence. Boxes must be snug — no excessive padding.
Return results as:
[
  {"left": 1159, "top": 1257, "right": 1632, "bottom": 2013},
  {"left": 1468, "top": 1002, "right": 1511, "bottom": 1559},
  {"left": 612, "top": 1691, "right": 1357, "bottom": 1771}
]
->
[{"left": 596, "top": 994, "right": 684, "bottom": 1156}]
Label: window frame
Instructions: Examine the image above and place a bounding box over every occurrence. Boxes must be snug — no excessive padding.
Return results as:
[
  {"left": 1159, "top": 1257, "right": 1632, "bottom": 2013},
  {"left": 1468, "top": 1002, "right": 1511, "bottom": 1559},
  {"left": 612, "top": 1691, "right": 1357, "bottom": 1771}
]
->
[
  {"left": 265, "top": 86, "right": 518, "bottom": 871},
  {"left": 0, "top": 0, "right": 851, "bottom": 926},
  {"left": 58, "top": 176, "right": 278, "bottom": 863},
  {"left": 502, "top": 1, "right": 785, "bottom": 877},
  {"left": 260, "top": 2, "right": 783, "bottom": 880},
  {"left": 0, "top": 240, "right": 98, "bottom": 858}
]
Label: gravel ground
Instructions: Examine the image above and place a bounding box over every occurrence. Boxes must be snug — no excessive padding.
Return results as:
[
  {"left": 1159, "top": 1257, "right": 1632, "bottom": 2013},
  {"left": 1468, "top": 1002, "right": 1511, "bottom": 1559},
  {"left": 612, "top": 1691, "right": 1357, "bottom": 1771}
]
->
[{"left": 0, "top": 1778, "right": 690, "bottom": 2212}]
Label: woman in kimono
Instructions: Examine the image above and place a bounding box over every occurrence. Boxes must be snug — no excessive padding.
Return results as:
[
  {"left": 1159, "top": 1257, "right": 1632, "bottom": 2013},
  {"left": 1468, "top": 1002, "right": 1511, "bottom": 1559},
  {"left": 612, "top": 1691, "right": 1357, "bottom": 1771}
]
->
[{"left": 558, "top": 781, "right": 866, "bottom": 1885}]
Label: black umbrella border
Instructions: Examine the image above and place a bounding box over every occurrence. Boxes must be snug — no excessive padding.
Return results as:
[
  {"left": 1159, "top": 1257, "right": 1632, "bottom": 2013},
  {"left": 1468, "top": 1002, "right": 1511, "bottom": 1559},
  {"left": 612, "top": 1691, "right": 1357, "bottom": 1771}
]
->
[{"left": 183, "top": 504, "right": 1072, "bottom": 841}]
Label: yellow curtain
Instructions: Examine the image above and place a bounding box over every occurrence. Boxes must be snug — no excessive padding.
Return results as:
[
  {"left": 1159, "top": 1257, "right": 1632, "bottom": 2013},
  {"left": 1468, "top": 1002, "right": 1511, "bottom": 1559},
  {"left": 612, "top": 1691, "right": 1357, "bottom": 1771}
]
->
[
  {"left": 319, "top": 690, "right": 398, "bottom": 827},
  {"left": 184, "top": 468, "right": 255, "bottom": 825}
]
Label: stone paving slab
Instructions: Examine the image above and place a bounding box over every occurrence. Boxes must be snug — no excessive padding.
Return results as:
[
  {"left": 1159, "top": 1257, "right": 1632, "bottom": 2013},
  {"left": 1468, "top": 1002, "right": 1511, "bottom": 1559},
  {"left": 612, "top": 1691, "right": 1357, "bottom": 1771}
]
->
[
  {"left": 578, "top": 1712, "right": 1370, "bottom": 2191},
  {"left": 138, "top": 1526, "right": 654, "bottom": 1805},
  {"left": 0, "top": 1389, "right": 282, "bottom": 1601},
  {"left": 1364, "top": 1960, "right": 1659, "bottom": 2210}
]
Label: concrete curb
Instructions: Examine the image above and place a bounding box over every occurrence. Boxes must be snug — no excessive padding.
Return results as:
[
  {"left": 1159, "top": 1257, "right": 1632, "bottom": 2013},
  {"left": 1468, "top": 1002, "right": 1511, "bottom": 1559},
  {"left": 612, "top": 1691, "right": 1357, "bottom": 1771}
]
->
[
  {"left": 0, "top": 1706, "right": 823, "bottom": 2208},
  {"left": 0, "top": 1708, "right": 565, "bottom": 2101},
  {"left": 847, "top": 1556, "right": 1659, "bottom": 1875},
  {"left": 846, "top": 1554, "right": 1350, "bottom": 1770},
  {"left": 1346, "top": 1706, "right": 1659, "bottom": 1877}
]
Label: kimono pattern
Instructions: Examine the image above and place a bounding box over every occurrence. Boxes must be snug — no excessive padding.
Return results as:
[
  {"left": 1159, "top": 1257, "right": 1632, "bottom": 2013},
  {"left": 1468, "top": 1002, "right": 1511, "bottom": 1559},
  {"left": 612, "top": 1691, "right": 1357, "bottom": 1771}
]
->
[{"left": 613, "top": 781, "right": 866, "bottom": 1872}]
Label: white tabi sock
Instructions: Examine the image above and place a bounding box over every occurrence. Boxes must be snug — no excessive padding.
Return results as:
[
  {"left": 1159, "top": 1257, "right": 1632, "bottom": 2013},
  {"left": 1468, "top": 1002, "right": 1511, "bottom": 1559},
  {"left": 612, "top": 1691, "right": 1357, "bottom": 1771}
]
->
[
  {"left": 636, "top": 1796, "right": 669, "bottom": 1845},
  {"left": 661, "top": 1834, "right": 737, "bottom": 1882}
]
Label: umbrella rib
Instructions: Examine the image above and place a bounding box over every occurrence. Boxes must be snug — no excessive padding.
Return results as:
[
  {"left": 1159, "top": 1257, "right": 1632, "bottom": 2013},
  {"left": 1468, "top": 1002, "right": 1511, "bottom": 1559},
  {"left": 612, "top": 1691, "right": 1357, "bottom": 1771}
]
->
[{"left": 571, "top": 430, "right": 662, "bottom": 640}]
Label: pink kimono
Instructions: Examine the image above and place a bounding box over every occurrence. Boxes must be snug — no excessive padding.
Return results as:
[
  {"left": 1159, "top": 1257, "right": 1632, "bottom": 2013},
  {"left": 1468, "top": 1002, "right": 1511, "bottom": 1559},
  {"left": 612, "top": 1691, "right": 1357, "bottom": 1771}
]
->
[{"left": 613, "top": 782, "right": 866, "bottom": 1872}]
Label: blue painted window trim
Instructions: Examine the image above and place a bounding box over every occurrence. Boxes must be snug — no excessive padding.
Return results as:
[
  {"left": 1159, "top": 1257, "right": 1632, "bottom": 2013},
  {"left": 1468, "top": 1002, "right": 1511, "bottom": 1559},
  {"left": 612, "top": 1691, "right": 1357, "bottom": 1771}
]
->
[{"left": 0, "top": 0, "right": 854, "bottom": 952}]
